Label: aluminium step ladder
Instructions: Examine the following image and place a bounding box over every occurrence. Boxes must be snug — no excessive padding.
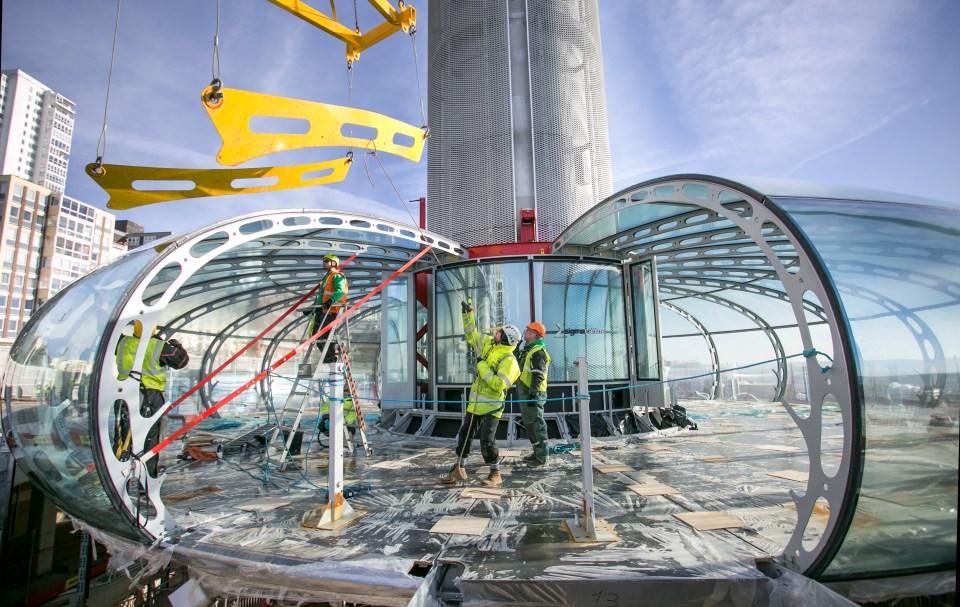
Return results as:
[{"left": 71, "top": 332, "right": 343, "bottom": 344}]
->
[
  {"left": 336, "top": 340, "right": 372, "bottom": 457},
  {"left": 266, "top": 314, "right": 337, "bottom": 471}
]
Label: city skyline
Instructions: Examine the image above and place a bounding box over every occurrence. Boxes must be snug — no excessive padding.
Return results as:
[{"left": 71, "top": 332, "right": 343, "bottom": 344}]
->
[{"left": 2, "top": 0, "right": 958, "bottom": 238}]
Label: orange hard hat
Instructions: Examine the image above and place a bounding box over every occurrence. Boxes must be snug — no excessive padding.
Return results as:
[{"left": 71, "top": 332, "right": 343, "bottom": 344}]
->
[{"left": 526, "top": 322, "right": 546, "bottom": 338}]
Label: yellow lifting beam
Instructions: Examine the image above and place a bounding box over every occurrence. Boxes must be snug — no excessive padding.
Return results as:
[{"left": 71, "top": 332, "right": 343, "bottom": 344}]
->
[
  {"left": 202, "top": 85, "right": 426, "bottom": 166},
  {"left": 267, "top": 0, "right": 416, "bottom": 63},
  {"left": 85, "top": 157, "right": 352, "bottom": 210}
]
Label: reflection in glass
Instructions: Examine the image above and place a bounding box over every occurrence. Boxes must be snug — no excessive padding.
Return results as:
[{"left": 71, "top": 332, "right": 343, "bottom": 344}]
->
[
  {"left": 778, "top": 198, "right": 960, "bottom": 578},
  {"left": 1, "top": 249, "right": 154, "bottom": 540},
  {"left": 630, "top": 261, "right": 659, "bottom": 380},
  {"left": 385, "top": 277, "right": 409, "bottom": 384},
  {"left": 436, "top": 260, "right": 627, "bottom": 384}
]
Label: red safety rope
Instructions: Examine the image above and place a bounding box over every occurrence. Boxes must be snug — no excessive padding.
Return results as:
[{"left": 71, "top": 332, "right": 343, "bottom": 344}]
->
[
  {"left": 139, "top": 245, "right": 433, "bottom": 463},
  {"left": 156, "top": 253, "right": 358, "bottom": 419}
]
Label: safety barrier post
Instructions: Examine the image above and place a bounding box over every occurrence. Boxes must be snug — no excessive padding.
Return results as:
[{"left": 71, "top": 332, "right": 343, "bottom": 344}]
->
[{"left": 565, "top": 357, "right": 617, "bottom": 543}]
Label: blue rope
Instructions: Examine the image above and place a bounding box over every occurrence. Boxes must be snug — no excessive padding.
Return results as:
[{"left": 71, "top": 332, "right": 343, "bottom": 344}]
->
[{"left": 337, "top": 348, "right": 834, "bottom": 406}]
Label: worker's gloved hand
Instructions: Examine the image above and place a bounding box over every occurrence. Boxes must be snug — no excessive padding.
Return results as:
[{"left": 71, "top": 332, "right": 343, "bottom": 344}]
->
[{"left": 461, "top": 301, "right": 473, "bottom": 313}]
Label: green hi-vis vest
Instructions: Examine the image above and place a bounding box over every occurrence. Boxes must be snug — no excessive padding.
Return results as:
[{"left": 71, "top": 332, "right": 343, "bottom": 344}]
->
[
  {"left": 463, "top": 309, "right": 521, "bottom": 418},
  {"left": 321, "top": 394, "right": 358, "bottom": 425},
  {"left": 519, "top": 342, "right": 550, "bottom": 393},
  {"left": 116, "top": 336, "right": 166, "bottom": 391}
]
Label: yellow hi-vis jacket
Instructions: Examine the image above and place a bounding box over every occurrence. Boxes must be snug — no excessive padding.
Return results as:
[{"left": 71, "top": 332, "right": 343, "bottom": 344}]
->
[
  {"left": 321, "top": 394, "right": 358, "bottom": 425},
  {"left": 116, "top": 336, "right": 166, "bottom": 391},
  {"left": 463, "top": 309, "right": 520, "bottom": 417},
  {"left": 518, "top": 340, "right": 550, "bottom": 393}
]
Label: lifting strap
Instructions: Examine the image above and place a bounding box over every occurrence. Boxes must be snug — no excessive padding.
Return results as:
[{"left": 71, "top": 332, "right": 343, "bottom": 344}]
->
[
  {"left": 155, "top": 254, "right": 357, "bottom": 421},
  {"left": 135, "top": 245, "right": 433, "bottom": 466}
]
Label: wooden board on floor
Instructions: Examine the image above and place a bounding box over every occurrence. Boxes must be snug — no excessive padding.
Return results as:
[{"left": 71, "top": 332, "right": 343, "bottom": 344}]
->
[
  {"left": 500, "top": 449, "right": 523, "bottom": 457},
  {"left": 767, "top": 470, "right": 808, "bottom": 483},
  {"left": 674, "top": 511, "right": 743, "bottom": 530},
  {"left": 371, "top": 460, "right": 413, "bottom": 470},
  {"left": 696, "top": 455, "right": 734, "bottom": 464},
  {"left": 163, "top": 485, "right": 222, "bottom": 504},
  {"left": 429, "top": 515, "right": 489, "bottom": 536},
  {"left": 460, "top": 487, "right": 505, "bottom": 500},
  {"left": 594, "top": 464, "right": 635, "bottom": 473},
  {"left": 627, "top": 483, "right": 680, "bottom": 496},
  {"left": 753, "top": 444, "right": 801, "bottom": 453},
  {"left": 640, "top": 444, "right": 674, "bottom": 452},
  {"left": 235, "top": 497, "right": 294, "bottom": 512}
]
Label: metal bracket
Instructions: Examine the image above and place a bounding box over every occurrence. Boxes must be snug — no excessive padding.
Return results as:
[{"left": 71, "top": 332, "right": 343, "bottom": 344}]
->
[{"left": 202, "top": 86, "right": 426, "bottom": 165}]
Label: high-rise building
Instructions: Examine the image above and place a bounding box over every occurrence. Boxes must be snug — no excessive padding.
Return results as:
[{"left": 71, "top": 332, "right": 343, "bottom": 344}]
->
[
  {"left": 0, "top": 175, "right": 49, "bottom": 346},
  {"left": 427, "top": 0, "right": 612, "bottom": 246},
  {"left": 37, "top": 194, "right": 125, "bottom": 305},
  {"left": 118, "top": 231, "right": 171, "bottom": 249},
  {"left": 0, "top": 70, "right": 76, "bottom": 194}
]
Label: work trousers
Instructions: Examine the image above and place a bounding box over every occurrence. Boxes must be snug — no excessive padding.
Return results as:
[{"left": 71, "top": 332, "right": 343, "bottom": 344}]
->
[
  {"left": 517, "top": 383, "right": 548, "bottom": 463},
  {"left": 455, "top": 411, "right": 500, "bottom": 465},
  {"left": 141, "top": 387, "right": 165, "bottom": 477},
  {"left": 312, "top": 310, "right": 340, "bottom": 363}
]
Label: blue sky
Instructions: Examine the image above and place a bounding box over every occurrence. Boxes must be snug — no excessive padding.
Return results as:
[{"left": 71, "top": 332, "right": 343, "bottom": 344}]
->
[{"left": 3, "top": 0, "right": 958, "bottom": 237}]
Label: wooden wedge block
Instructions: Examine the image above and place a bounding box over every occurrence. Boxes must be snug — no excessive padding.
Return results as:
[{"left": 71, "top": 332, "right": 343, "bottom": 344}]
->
[
  {"left": 429, "top": 515, "right": 489, "bottom": 536},
  {"left": 593, "top": 464, "right": 635, "bottom": 473},
  {"left": 460, "top": 487, "right": 505, "bottom": 500},
  {"left": 767, "top": 470, "right": 808, "bottom": 483},
  {"left": 627, "top": 483, "right": 680, "bottom": 496},
  {"left": 674, "top": 511, "right": 743, "bottom": 530}
]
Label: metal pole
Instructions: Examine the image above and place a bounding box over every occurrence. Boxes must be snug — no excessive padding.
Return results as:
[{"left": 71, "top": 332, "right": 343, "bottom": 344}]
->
[
  {"left": 326, "top": 362, "right": 347, "bottom": 509},
  {"left": 76, "top": 531, "right": 90, "bottom": 606},
  {"left": 575, "top": 357, "right": 597, "bottom": 538}
]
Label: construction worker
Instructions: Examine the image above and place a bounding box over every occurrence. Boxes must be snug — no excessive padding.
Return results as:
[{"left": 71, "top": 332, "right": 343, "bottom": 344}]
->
[
  {"left": 115, "top": 320, "right": 189, "bottom": 477},
  {"left": 517, "top": 322, "right": 551, "bottom": 466},
  {"left": 309, "top": 253, "right": 348, "bottom": 363},
  {"left": 441, "top": 302, "right": 522, "bottom": 487},
  {"left": 320, "top": 393, "right": 357, "bottom": 436}
]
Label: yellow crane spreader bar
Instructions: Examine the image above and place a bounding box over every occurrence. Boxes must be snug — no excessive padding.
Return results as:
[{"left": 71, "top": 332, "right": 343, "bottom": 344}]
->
[
  {"left": 267, "top": 0, "right": 416, "bottom": 63},
  {"left": 86, "top": 157, "right": 352, "bottom": 210},
  {"left": 202, "top": 85, "right": 426, "bottom": 165}
]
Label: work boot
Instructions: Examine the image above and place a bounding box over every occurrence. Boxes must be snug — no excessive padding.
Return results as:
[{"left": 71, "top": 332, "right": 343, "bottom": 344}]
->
[
  {"left": 523, "top": 452, "right": 546, "bottom": 466},
  {"left": 441, "top": 464, "right": 467, "bottom": 485},
  {"left": 480, "top": 469, "right": 502, "bottom": 487}
]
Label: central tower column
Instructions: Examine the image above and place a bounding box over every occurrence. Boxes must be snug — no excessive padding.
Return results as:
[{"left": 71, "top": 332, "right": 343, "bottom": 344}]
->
[{"left": 427, "top": 0, "right": 612, "bottom": 246}]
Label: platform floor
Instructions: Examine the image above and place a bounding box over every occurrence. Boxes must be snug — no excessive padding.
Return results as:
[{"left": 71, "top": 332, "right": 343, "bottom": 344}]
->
[{"left": 143, "top": 399, "right": 861, "bottom": 605}]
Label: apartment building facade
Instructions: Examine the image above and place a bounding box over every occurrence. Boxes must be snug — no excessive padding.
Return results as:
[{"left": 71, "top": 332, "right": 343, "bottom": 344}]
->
[
  {"left": 0, "top": 69, "right": 76, "bottom": 194},
  {"left": 37, "top": 194, "right": 126, "bottom": 305},
  {"left": 1, "top": 176, "right": 126, "bottom": 350},
  {"left": 0, "top": 175, "right": 48, "bottom": 345}
]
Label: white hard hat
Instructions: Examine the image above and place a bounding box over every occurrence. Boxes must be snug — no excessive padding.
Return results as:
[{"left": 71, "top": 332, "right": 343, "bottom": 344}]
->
[{"left": 501, "top": 325, "right": 522, "bottom": 346}]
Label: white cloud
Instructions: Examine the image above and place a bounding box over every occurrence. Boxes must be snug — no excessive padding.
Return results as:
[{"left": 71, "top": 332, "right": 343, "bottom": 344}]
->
[{"left": 605, "top": 0, "right": 924, "bottom": 178}]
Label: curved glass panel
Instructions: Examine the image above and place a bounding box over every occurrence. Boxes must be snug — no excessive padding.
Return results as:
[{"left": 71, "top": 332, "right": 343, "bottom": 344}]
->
[
  {"left": 1, "top": 248, "right": 154, "bottom": 540},
  {"left": 435, "top": 259, "right": 626, "bottom": 384},
  {"left": 534, "top": 260, "right": 627, "bottom": 381},
  {"left": 777, "top": 197, "right": 960, "bottom": 578}
]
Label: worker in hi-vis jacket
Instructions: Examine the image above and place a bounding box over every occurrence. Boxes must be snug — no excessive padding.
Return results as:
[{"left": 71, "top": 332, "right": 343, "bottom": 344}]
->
[
  {"left": 309, "top": 253, "right": 348, "bottom": 363},
  {"left": 517, "top": 321, "right": 551, "bottom": 466},
  {"left": 441, "top": 301, "right": 521, "bottom": 487}
]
